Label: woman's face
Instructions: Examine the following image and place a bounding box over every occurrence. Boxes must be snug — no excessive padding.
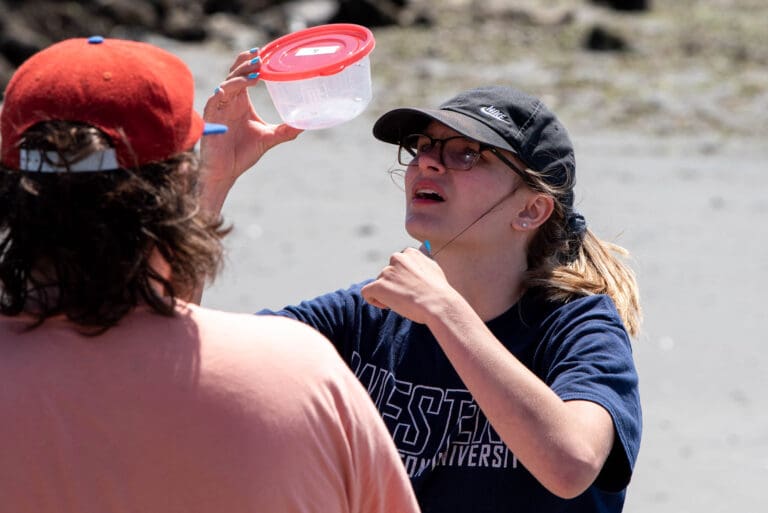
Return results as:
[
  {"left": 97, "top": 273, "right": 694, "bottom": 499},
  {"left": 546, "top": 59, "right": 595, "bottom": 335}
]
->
[{"left": 402, "top": 122, "right": 528, "bottom": 252}]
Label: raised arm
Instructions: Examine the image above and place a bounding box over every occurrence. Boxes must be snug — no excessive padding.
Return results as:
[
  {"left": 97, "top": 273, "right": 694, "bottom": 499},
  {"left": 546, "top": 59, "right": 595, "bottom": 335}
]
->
[
  {"left": 189, "top": 50, "right": 304, "bottom": 304},
  {"left": 200, "top": 49, "right": 303, "bottom": 216}
]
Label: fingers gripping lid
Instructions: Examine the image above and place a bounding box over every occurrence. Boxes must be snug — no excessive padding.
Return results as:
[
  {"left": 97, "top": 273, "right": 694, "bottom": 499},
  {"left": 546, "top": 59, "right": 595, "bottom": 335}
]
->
[{"left": 1, "top": 36, "right": 223, "bottom": 170}]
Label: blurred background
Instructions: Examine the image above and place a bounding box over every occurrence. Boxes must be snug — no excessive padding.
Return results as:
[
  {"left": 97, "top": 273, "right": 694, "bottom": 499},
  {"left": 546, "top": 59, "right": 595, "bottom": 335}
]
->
[{"left": 2, "top": 1, "right": 766, "bottom": 512}]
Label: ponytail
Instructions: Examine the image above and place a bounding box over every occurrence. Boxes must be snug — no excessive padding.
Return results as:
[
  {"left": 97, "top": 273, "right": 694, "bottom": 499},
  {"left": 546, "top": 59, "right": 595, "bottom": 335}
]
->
[
  {"left": 524, "top": 229, "right": 642, "bottom": 337},
  {"left": 520, "top": 169, "right": 642, "bottom": 338}
]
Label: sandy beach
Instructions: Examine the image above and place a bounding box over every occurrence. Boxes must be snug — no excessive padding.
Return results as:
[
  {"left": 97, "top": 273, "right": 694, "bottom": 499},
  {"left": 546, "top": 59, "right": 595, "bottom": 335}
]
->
[
  {"left": 201, "top": 123, "right": 768, "bottom": 513},
  {"left": 153, "top": 3, "right": 767, "bottom": 510}
]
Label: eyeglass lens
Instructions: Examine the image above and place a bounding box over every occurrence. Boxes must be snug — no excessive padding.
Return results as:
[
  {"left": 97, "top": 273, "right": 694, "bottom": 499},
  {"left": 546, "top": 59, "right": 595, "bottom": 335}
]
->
[{"left": 398, "top": 134, "right": 483, "bottom": 171}]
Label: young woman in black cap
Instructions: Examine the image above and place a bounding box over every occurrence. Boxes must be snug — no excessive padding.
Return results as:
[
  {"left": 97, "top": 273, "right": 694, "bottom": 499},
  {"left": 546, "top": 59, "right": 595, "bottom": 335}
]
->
[{"left": 202, "top": 52, "right": 642, "bottom": 513}]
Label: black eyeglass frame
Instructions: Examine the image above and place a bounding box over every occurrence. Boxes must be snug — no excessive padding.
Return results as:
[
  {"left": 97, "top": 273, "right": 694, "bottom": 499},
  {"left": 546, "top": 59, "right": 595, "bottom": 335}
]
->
[{"left": 397, "top": 133, "right": 531, "bottom": 183}]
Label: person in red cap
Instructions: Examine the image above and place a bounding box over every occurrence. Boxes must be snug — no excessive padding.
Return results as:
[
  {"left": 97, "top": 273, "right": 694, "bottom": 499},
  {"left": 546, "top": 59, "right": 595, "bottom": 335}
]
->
[
  {"left": 199, "top": 50, "right": 642, "bottom": 513},
  {"left": 0, "top": 37, "right": 420, "bottom": 513}
]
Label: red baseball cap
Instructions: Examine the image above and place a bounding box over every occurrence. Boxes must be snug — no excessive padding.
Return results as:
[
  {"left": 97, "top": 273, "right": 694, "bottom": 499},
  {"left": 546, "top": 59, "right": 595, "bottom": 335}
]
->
[{"left": 0, "top": 36, "right": 226, "bottom": 170}]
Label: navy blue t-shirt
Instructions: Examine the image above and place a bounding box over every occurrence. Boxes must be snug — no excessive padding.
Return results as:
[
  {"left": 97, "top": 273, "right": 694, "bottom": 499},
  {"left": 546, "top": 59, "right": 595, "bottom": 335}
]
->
[{"left": 261, "top": 282, "right": 641, "bottom": 513}]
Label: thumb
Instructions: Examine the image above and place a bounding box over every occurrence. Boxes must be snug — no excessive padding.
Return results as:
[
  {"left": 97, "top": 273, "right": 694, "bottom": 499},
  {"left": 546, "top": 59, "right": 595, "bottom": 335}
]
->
[
  {"left": 273, "top": 123, "right": 304, "bottom": 144},
  {"left": 361, "top": 282, "right": 389, "bottom": 310}
]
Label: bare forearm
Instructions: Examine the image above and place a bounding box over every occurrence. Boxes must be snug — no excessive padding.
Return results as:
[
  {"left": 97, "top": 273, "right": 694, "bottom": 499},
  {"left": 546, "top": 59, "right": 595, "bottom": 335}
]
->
[
  {"left": 199, "top": 165, "right": 236, "bottom": 217},
  {"left": 425, "top": 296, "right": 613, "bottom": 498}
]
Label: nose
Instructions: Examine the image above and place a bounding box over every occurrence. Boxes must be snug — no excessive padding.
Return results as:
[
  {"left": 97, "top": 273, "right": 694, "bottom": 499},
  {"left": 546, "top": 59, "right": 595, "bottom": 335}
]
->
[{"left": 416, "top": 144, "right": 446, "bottom": 174}]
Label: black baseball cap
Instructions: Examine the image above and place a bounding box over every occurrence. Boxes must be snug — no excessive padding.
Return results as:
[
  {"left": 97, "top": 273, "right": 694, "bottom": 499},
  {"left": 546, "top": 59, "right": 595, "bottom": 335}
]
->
[{"left": 372, "top": 85, "right": 576, "bottom": 194}]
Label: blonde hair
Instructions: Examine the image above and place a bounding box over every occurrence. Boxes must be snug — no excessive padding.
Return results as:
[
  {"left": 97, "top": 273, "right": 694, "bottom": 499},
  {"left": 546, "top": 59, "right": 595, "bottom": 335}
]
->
[{"left": 521, "top": 169, "right": 642, "bottom": 338}]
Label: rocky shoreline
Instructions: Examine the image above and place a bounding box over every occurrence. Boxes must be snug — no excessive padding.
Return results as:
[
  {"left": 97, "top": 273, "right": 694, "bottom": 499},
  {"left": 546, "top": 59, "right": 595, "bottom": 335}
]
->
[
  {"left": 2, "top": 1, "right": 766, "bottom": 138},
  {"left": 1, "top": 0, "right": 415, "bottom": 90}
]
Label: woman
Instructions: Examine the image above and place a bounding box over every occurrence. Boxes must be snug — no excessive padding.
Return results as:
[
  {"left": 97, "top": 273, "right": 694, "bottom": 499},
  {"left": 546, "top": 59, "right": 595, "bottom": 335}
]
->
[{"left": 202, "top": 50, "right": 642, "bottom": 513}]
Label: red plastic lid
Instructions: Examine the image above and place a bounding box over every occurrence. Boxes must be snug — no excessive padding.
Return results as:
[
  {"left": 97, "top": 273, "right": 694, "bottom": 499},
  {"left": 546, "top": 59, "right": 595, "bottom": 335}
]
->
[{"left": 259, "top": 23, "right": 375, "bottom": 82}]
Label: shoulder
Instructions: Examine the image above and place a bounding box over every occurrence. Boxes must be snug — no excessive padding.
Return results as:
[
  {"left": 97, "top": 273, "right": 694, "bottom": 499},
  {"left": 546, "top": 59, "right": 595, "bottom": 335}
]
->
[
  {"left": 276, "top": 280, "right": 373, "bottom": 312},
  {"left": 531, "top": 292, "right": 622, "bottom": 322},
  {"left": 523, "top": 293, "right": 627, "bottom": 340},
  {"left": 562, "top": 293, "right": 623, "bottom": 319},
  {"left": 257, "top": 280, "right": 385, "bottom": 330},
  {"left": 185, "top": 302, "right": 344, "bottom": 370},
  {"left": 188, "top": 301, "right": 316, "bottom": 333},
  {"left": 519, "top": 293, "right": 635, "bottom": 378}
]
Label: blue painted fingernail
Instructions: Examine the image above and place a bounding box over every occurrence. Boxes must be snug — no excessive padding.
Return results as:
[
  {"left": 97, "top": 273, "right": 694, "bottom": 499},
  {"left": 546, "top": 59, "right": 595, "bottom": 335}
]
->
[
  {"left": 250, "top": 56, "right": 260, "bottom": 65},
  {"left": 214, "top": 86, "right": 221, "bottom": 94},
  {"left": 249, "top": 47, "right": 259, "bottom": 54},
  {"left": 424, "top": 240, "right": 432, "bottom": 255},
  {"left": 88, "top": 35, "right": 104, "bottom": 44},
  {"left": 247, "top": 72, "right": 259, "bottom": 80}
]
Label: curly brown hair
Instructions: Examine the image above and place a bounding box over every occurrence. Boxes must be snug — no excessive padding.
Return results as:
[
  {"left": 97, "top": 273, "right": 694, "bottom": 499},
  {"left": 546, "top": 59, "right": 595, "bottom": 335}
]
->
[{"left": 0, "top": 122, "right": 230, "bottom": 333}]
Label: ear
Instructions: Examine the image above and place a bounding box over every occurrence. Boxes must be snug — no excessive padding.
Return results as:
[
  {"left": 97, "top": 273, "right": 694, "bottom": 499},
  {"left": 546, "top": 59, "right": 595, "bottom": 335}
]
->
[{"left": 512, "top": 192, "right": 554, "bottom": 231}]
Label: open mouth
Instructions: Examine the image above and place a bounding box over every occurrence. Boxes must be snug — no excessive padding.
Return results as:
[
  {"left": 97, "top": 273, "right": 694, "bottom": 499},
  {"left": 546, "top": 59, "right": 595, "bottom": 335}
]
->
[{"left": 414, "top": 188, "right": 445, "bottom": 202}]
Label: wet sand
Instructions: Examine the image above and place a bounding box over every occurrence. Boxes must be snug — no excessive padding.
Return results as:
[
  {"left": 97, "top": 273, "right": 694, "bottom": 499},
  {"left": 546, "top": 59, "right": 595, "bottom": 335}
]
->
[{"left": 161, "top": 33, "right": 767, "bottom": 513}]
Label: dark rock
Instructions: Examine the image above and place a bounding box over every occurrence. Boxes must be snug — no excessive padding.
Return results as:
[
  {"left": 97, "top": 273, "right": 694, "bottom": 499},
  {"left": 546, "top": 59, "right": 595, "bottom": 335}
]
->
[
  {"left": 590, "top": 0, "right": 651, "bottom": 12},
  {"left": 584, "top": 24, "right": 630, "bottom": 52},
  {"left": 328, "top": 0, "right": 406, "bottom": 27},
  {"left": 0, "top": 19, "right": 48, "bottom": 67},
  {"left": 0, "top": 36, "right": 43, "bottom": 68},
  {"left": 203, "top": 0, "right": 248, "bottom": 15},
  {"left": 29, "top": 2, "right": 116, "bottom": 41},
  {"left": 0, "top": 53, "right": 14, "bottom": 100},
  {"left": 93, "top": 0, "right": 159, "bottom": 28}
]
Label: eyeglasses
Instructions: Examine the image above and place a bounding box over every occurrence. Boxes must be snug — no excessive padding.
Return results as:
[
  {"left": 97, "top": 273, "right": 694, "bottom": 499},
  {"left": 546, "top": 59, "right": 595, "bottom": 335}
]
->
[{"left": 397, "top": 133, "right": 529, "bottom": 181}]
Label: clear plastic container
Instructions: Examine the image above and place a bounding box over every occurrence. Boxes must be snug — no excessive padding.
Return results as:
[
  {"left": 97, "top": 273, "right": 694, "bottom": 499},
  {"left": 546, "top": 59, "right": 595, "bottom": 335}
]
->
[
  {"left": 262, "top": 55, "right": 371, "bottom": 129},
  {"left": 259, "top": 24, "right": 375, "bottom": 130}
]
